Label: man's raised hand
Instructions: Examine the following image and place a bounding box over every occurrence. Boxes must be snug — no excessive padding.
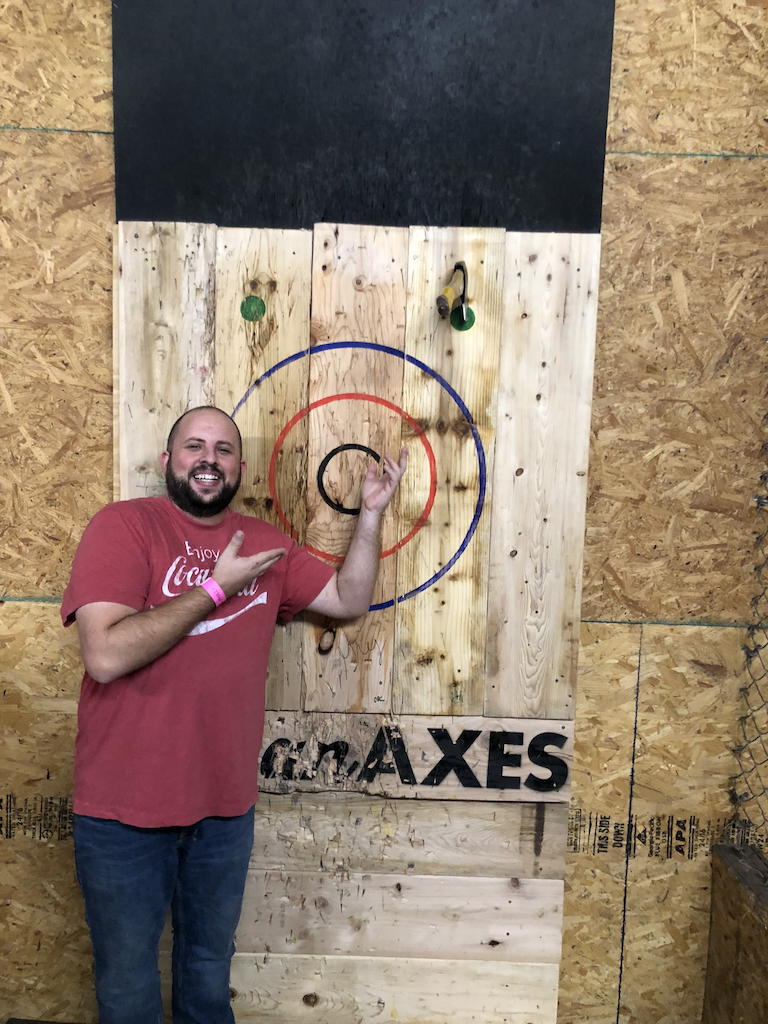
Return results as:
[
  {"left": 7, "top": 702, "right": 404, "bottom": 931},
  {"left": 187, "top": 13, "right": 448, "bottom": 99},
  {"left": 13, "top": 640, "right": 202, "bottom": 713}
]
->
[
  {"left": 213, "top": 530, "right": 286, "bottom": 598},
  {"left": 361, "top": 446, "right": 409, "bottom": 517}
]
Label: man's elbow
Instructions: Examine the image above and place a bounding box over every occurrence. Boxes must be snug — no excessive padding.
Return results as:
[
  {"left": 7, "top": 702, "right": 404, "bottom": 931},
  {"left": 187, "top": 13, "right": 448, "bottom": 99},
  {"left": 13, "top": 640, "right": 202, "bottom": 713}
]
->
[
  {"left": 331, "top": 596, "right": 371, "bottom": 620},
  {"left": 81, "top": 651, "right": 122, "bottom": 684}
]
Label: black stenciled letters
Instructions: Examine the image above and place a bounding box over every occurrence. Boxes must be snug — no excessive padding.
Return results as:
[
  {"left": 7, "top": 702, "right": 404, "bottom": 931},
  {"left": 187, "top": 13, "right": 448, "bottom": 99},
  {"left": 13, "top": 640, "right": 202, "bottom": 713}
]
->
[
  {"left": 300, "top": 740, "right": 350, "bottom": 780},
  {"left": 525, "top": 732, "right": 569, "bottom": 792},
  {"left": 358, "top": 727, "right": 417, "bottom": 785},
  {"left": 386, "top": 726, "right": 417, "bottom": 784},
  {"left": 421, "top": 729, "right": 482, "bottom": 788},
  {"left": 260, "top": 738, "right": 301, "bottom": 780},
  {"left": 486, "top": 731, "right": 524, "bottom": 789}
]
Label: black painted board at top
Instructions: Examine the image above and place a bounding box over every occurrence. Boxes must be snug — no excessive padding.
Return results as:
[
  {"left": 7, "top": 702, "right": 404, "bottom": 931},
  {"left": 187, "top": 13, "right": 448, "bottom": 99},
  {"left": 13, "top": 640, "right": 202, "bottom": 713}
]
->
[{"left": 112, "top": 0, "right": 615, "bottom": 233}]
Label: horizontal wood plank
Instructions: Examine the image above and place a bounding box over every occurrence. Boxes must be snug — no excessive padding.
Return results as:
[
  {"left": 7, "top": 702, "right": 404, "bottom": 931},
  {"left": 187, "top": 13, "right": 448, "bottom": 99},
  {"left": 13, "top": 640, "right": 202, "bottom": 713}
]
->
[
  {"left": 260, "top": 712, "right": 572, "bottom": 802},
  {"left": 160, "top": 952, "right": 559, "bottom": 1023},
  {"left": 227, "top": 953, "right": 559, "bottom": 1024},
  {"left": 236, "top": 870, "right": 563, "bottom": 963},
  {"left": 252, "top": 793, "right": 567, "bottom": 878}
]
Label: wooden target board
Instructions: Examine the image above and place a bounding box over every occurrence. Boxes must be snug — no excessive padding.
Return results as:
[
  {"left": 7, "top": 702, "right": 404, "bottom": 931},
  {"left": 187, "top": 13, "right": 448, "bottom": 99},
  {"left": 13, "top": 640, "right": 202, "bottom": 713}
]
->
[{"left": 115, "top": 220, "right": 599, "bottom": 1023}]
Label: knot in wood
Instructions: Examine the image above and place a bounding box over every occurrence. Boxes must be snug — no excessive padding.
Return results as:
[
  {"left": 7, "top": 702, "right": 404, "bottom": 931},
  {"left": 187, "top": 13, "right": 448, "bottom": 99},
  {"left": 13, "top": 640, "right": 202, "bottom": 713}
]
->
[{"left": 318, "top": 629, "right": 336, "bottom": 655}]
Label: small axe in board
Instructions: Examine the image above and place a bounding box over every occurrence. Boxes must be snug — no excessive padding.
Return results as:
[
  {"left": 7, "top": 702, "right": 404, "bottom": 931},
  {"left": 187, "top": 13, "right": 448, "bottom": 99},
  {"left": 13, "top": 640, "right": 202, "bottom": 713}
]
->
[{"left": 436, "top": 261, "right": 468, "bottom": 323}]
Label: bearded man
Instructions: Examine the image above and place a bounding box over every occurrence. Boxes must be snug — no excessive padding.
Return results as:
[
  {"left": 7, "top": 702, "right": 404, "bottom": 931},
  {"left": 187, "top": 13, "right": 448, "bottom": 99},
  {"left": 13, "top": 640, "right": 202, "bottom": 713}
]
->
[{"left": 62, "top": 406, "right": 407, "bottom": 1024}]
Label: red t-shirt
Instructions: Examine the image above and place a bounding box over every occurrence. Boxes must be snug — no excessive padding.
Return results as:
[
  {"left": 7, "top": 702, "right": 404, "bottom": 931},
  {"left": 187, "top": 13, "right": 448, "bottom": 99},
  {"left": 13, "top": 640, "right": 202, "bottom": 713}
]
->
[{"left": 61, "top": 497, "right": 334, "bottom": 827}]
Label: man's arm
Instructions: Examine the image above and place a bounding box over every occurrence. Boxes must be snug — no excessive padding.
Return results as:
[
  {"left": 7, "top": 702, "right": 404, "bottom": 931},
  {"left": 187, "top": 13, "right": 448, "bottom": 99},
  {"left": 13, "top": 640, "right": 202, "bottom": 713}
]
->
[
  {"left": 307, "top": 447, "right": 408, "bottom": 619},
  {"left": 76, "top": 532, "right": 286, "bottom": 683}
]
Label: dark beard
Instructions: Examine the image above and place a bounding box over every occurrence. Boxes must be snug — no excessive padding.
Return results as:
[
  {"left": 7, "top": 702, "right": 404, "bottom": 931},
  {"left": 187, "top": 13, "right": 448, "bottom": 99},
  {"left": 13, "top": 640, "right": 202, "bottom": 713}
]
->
[{"left": 165, "top": 462, "right": 241, "bottom": 518}]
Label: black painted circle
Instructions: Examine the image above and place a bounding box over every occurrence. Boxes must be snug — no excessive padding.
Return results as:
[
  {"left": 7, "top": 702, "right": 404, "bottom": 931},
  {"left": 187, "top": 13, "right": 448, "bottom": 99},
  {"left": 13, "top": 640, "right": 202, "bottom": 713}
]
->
[{"left": 317, "top": 444, "right": 381, "bottom": 516}]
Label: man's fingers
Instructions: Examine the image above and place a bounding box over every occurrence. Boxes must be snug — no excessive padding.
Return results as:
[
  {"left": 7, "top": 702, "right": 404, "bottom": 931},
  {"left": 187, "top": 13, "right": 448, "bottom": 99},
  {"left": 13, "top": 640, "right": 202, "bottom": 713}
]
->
[
  {"left": 252, "top": 548, "right": 287, "bottom": 573},
  {"left": 214, "top": 542, "right": 286, "bottom": 595},
  {"left": 381, "top": 447, "right": 408, "bottom": 482},
  {"left": 225, "top": 530, "right": 245, "bottom": 555}
]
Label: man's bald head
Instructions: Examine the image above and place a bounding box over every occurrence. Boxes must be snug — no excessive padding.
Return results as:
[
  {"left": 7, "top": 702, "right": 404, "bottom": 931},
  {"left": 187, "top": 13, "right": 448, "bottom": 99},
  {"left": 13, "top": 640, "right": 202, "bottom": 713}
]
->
[
  {"left": 166, "top": 407, "right": 242, "bottom": 458},
  {"left": 162, "top": 407, "right": 245, "bottom": 520}
]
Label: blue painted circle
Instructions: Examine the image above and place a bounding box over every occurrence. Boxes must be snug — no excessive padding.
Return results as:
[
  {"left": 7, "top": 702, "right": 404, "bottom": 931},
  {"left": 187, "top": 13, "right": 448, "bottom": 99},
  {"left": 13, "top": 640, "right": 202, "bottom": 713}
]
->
[{"left": 232, "top": 341, "right": 487, "bottom": 610}]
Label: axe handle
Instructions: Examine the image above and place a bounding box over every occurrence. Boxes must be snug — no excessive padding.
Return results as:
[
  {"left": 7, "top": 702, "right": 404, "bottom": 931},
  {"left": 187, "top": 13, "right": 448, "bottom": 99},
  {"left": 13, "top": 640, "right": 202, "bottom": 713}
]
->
[{"left": 436, "top": 266, "right": 465, "bottom": 319}]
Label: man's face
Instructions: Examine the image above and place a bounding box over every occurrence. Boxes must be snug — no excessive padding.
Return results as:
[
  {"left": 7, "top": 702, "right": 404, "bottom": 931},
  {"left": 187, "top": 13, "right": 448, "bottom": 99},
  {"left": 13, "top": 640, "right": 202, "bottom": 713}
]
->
[{"left": 160, "top": 410, "right": 245, "bottom": 519}]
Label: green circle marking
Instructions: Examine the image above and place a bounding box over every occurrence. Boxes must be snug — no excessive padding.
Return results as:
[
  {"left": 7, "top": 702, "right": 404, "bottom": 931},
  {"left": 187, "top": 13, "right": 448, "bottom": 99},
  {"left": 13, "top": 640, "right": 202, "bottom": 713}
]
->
[
  {"left": 240, "top": 295, "right": 266, "bottom": 322},
  {"left": 450, "top": 306, "right": 476, "bottom": 332}
]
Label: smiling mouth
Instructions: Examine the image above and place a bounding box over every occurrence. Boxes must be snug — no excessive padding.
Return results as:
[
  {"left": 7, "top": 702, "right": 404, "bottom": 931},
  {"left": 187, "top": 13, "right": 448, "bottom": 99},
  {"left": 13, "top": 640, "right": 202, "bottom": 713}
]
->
[{"left": 191, "top": 471, "right": 222, "bottom": 486}]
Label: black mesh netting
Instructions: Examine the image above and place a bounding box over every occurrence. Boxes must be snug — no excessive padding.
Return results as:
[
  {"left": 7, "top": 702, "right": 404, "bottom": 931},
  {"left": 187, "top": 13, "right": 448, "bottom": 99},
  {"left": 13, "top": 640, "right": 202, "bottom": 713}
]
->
[{"left": 733, "top": 477, "right": 768, "bottom": 828}]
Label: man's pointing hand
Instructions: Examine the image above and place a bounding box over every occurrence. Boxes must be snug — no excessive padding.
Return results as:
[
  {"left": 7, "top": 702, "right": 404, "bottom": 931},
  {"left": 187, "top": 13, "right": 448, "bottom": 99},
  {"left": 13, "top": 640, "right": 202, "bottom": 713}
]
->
[{"left": 213, "top": 531, "right": 286, "bottom": 598}]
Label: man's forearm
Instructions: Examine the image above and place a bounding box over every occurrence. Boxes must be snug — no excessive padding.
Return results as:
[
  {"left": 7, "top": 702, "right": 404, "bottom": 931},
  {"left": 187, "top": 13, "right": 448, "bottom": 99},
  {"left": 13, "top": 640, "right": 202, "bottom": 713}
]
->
[
  {"left": 333, "top": 507, "right": 383, "bottom": 617},
  {"left": 77, "top": 533, "right": 288, "bottom": 683},
  {"left": 79, "top": 588, "right": 216, "bottom": 683},
  {"left": 307, "top": 446, "right": 407, "bottom": 620}
]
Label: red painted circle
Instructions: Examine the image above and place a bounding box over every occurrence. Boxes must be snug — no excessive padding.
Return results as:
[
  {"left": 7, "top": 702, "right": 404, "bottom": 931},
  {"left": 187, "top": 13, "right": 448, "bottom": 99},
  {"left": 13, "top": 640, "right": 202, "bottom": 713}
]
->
[{"left": 268, "top": 393, "right": 438, "bottom": 564}]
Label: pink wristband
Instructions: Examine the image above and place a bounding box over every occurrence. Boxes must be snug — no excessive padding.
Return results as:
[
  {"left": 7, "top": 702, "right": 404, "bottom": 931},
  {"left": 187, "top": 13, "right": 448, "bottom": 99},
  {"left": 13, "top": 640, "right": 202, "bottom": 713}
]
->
[{"left": 201, "top": 578, "right": 226, "bottom": 607}]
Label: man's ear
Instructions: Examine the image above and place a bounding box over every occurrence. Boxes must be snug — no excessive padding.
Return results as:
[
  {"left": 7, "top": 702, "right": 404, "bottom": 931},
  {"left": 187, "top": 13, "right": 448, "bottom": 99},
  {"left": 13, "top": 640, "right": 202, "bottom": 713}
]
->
[
  {"left": 241, "top": 459, "right": 247, "bottom": 474},
  {"left": 160, "top": 450, "right": 170, "bottom": 472}
]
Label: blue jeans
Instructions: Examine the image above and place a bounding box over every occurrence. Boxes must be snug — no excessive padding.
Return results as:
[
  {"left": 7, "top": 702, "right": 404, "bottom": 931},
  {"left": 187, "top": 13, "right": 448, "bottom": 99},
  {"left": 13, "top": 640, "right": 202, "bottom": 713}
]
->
[{"left": 73, "top": 808, "right": 255, "bottom": 1024}]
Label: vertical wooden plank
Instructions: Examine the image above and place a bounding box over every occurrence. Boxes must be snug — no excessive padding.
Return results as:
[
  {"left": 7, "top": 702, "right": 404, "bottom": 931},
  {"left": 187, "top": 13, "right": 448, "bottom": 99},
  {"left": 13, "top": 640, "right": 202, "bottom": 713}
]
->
[
  {"left": 213, "top": 227, "right": 313, "bottom": 711},
  {"left": 702, "top": 846, "right": 768, "bottom": 1024},
  {"left": 393, "top": 227, "right": 506, "bottom": 716},
  {"left": 115, "top": 221, "right": 216, "bottom": 500},
  {"left": 303, "top": 223, "right": 409, "bottom": 713},
  {"left": 484, "top": 233, "right": 600, "bottom": 719}
]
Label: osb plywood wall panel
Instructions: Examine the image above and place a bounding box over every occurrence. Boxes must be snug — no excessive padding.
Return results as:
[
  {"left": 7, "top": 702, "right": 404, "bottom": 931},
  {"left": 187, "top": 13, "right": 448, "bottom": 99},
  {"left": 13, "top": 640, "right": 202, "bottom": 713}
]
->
[
  {"left": 557, "top": 0, "right": 768, "bottom": 1020},
  {"left": 0, "top": 127, "right": 113, "bottom": 599},
  {"left": 559, "top": 624, "right": 749, "bottom": 1024},
  {"left": 582, "top": 156, "right": 768, "bottom": 625},
  {"left": 0, "top": 602, "right": 94, "bottom": 1021},
  {"left": 607, "top": 0, "right": 768, "bottom": 156},
  {"left": 0, "top": 0, "right": 113, "bottom": 132},
  {"left": 3, "top": 0, "right": 768, "bottom": 1021},
  {"left": 581, "top": 0, "right": 768, "bottom": 629}
]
